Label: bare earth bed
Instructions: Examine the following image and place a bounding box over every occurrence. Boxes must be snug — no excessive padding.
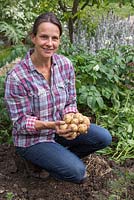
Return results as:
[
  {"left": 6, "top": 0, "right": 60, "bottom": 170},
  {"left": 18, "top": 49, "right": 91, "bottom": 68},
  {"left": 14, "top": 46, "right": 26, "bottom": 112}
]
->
[{"left": 0, "top": 144, "right": 134, "bottom": 200}]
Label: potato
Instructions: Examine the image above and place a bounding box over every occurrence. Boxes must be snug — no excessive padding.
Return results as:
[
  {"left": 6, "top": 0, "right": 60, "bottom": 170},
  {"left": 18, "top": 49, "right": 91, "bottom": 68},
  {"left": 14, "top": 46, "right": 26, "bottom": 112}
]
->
[
  {"left": 82, "top": 116, "right": 90, "bottom": 126},
  {"left": 68, "top": 123, "right": 78, "bottom": 132},
  {"left": 78, "top": 124, "right": 88, "bottom": 134},
  {"left": 73, "top": 113, "right": 83, "bottom": 123},
  {"left": 59, "top": 123, "right": 68, "bottom": 130},
  {"left": 67, "top": 132, "right": 77, "bottom": 140},
  {"left": 59, "top": 112, "right": 90, "bottom": 139},
  {"left": 71, "top": 117, "right": 79, "bottom": 125},
  {"left": 63, "top": 113, "right": 74, "bottom": 124}
]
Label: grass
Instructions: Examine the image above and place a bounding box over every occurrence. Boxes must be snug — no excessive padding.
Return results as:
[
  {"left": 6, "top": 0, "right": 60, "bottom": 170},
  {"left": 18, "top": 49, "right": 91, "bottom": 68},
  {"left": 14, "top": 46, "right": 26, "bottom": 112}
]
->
[
  {"left": 108, "top": 3, "right": 134, "bottom": 18},
  {"left": 88, "top": 2, "right": 134, "bottom": 17}
]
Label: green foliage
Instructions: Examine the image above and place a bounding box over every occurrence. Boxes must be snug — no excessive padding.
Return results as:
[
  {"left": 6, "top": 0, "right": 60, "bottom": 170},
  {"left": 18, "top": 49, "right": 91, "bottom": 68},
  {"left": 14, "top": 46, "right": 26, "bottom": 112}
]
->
[
  {"left": 0, "top": 47, "right": 12, "bottom": 65},
  {"left": 5, "top": 192, "right": 14, "bottom": 200},
  {"left": 108, "top": 1, "right": 134, "bottom": 17},
  {"left": 0, "top": 76, "right": 12, "bottom": 144},
  {"left": 60, "top": 44, "right": 134, "bottom": 162},
  {"left": 0, "top": 22, "right": 24, "bottom": 44},
  {"left": 0, "top": 44, "right": 28, "bottom": 68},
  {"left": 73, "top": 46, "right": 134, "bottom": 114},
  {"left": 98, "top": 91, "right": 134, "bottom": 162},
  {"left": 0, "top": 0, "right": 38, "bottom": 45}
]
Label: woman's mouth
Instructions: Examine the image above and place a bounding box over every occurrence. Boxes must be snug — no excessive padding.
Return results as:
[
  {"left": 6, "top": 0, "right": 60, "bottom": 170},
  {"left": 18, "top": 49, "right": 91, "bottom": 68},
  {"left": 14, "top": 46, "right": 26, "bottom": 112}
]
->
[{"left": 42, "top": 48, "right": 54, "bottom": 52}]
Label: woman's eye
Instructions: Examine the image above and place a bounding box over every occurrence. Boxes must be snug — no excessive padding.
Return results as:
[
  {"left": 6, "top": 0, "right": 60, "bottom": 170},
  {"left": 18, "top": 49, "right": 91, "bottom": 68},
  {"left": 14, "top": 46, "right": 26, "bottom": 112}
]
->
[
  {"left": 52, "top": 37, "right": 58, "bottom": 41},
  {"left": 40, "top": 35, "right": 59, "bottom": 41},
  {"left": 40, "top": 35, "right": 48, "bottom": 39},
  {"left": 40, "top": 35, "right": 48, "bottom": 40}
]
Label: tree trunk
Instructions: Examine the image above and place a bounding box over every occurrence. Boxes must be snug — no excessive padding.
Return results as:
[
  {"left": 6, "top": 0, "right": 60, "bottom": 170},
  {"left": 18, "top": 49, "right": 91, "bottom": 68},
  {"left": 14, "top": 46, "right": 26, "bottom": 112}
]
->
[{"left": 68, "top": 18, "right": 74, "bottom": 44}]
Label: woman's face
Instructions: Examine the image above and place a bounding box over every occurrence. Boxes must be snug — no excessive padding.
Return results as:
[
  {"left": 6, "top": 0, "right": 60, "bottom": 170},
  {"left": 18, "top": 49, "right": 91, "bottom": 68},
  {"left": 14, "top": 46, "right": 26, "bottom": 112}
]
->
[{"left": 31, "top": 22, "right": 60, "bottom": 59}]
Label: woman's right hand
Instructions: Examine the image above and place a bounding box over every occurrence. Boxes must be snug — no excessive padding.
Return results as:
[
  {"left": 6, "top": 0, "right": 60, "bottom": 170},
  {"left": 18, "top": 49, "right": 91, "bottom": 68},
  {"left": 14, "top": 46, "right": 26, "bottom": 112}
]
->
[
  {"left": 54, "top": 121, "right": 77, "bottom": 140},
  {"left": 35, "top": 120, "right": 75, "bottom": 140}
]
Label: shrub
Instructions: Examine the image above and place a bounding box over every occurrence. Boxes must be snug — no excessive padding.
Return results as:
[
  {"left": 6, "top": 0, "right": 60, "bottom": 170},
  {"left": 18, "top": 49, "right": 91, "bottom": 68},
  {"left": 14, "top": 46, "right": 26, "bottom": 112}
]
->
[
  {"left": 61, "top": 44, "right": 134, "bottom": 162},
  {"left": 0, "top": 76, "right": 12, "bottom": 144}
]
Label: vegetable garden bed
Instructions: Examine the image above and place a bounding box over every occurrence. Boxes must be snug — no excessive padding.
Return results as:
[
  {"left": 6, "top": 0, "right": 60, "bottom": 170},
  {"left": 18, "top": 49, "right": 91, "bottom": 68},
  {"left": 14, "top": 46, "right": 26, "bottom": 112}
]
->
[{"left": 0, "top": 144, "right": 133, "bottom": 200}]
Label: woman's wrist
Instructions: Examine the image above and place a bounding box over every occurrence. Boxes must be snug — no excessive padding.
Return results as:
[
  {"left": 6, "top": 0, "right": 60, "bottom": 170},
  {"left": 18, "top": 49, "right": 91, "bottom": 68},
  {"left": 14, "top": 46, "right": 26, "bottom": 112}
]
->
[{"left": 35, "top": 120, "right": 55, "bottom": 130}]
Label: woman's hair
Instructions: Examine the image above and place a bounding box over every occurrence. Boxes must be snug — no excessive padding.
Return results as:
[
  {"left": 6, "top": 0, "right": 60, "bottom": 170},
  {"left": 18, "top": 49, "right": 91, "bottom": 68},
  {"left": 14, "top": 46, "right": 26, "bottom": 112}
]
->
[{"left": 32, "top": 12, "right": 62, "bottom": 36}]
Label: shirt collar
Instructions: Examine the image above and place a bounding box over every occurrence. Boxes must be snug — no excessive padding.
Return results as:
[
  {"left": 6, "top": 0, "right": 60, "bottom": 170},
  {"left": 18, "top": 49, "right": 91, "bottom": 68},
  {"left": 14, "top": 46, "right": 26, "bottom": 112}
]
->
[{"left": 24, "top": 49, "right": 57, "bottom": 72}]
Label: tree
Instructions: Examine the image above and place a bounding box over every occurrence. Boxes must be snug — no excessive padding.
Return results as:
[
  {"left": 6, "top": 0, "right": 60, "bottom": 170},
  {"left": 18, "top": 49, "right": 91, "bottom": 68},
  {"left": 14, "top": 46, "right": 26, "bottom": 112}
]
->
[
  {"left": 58, "top": 0, "right": 104, "bottom": 43},
  {"left": 38, "top": 0, "right": 134, "bottom": 43},
  {"left": 38, "top": 0, "right": 106, "bottom": 43}
]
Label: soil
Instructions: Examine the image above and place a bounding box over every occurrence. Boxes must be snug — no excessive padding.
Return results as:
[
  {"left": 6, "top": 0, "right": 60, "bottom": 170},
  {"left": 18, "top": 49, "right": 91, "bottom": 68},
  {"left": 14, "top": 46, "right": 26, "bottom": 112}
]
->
[{"left": 0, "top": 144, "right": 134, "bottom": 200}]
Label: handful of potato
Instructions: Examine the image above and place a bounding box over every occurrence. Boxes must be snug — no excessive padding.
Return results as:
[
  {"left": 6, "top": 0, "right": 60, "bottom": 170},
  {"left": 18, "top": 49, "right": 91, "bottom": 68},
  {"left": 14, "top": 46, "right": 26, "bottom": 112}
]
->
[{"left": 60, "top": 113, "right": 90, "bottom": 140}]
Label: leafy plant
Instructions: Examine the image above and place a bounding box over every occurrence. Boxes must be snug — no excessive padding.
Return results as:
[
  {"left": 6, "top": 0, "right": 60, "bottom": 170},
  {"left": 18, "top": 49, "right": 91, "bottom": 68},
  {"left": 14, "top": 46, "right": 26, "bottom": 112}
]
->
[
  {"left": 0, "top": 76, "right": 12, "bottom": 144},
  {"left": 0, "top": 0, "right": 38, "bottom": 45},
  {"left": 60, "top": 44, "right": 134, "bottom": 162},
  {"left": 0, "top": 44, "right": 27, "bottom": 68},
  {"left": 0, "top": 21, "right": 24, "bottom": 44},
  {"left": 67, "top": 47, "right": 125, "bottom": 113},
  {"left": 98, "top": 92, "right": 134, "bottom": 162},
  {"left": 5, "top": 192, "right": 14, "bottom": 200}
]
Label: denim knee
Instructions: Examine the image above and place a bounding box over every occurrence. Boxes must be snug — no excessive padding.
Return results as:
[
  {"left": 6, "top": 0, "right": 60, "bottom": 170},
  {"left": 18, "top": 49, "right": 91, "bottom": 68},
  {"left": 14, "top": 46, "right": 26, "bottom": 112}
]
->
[
  {"left": 71, "top": 163, "right": 86, "bottom": 183},
  {"left": 102, "top": 129, "right": 112, "bottom": 148},
  {"left": 52, "top": 161, "right": 86, "bottom": 184}
]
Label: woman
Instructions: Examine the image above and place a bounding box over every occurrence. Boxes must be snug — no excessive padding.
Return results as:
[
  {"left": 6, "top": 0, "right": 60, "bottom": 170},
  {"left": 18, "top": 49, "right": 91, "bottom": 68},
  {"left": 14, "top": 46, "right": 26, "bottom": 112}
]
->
[{"left": 4, "top": 12, "right": 112, "bottom": 183}]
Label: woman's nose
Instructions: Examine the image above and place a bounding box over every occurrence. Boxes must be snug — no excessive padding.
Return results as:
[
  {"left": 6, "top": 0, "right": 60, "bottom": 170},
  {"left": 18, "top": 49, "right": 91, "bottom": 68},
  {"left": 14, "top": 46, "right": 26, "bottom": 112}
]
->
[{"left": 47, "top": 38, "right": 52, "bottom": 46}]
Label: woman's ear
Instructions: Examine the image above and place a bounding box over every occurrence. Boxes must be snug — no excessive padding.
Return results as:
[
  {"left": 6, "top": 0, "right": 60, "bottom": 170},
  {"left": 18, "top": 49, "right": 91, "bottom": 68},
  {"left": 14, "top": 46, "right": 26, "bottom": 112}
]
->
[{"left": 30, "top": 33, "right": 36, "bottom": 44}]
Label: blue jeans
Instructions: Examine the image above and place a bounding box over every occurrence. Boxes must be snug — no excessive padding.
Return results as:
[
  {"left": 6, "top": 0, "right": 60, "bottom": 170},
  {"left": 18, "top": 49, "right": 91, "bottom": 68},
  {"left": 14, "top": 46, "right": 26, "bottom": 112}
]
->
[{"left": 16, "top": 123, "right": 112, "bottom": 183}]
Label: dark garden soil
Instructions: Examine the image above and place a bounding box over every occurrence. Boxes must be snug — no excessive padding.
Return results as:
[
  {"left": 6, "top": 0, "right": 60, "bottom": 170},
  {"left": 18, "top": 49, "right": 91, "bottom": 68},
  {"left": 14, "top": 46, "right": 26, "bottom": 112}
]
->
[{"left": 0, "top": 144, "right": 134, "bottom": 200}]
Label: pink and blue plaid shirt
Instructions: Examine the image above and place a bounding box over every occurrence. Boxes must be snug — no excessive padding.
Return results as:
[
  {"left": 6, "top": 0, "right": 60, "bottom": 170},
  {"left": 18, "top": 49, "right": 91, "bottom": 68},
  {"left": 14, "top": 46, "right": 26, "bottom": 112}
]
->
[{"left": 4, "top": 50, "right": 78, "bottom": 147}]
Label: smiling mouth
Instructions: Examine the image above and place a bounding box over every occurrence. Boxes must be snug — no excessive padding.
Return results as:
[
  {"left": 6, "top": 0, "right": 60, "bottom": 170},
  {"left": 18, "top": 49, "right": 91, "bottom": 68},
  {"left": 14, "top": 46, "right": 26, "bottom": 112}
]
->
[{"left": 42, "top": 48, "right": 54, "bottom": 51}]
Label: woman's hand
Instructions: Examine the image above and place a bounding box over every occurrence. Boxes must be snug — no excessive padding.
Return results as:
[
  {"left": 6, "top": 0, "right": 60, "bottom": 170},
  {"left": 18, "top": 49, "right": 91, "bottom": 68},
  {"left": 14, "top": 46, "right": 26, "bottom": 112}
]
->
[
  {"left": 35, "top": 120, "right": 77, "bottom": 140},
  {"left": 54, "top": 121, "right": 75, "bottom": 140}
]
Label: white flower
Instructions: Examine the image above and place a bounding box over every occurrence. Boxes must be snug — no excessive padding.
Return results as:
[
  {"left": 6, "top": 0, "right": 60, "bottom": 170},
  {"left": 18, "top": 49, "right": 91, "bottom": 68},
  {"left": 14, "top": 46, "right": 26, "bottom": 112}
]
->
[
  {"left": 104, "top": 40, "right": 111, "bottom": 45},
  {"left": 125, "top": 36, "right": 133, "bottom": 41},
  {"left": 93, "top": 64, "right": 100, "bottom": 71}
]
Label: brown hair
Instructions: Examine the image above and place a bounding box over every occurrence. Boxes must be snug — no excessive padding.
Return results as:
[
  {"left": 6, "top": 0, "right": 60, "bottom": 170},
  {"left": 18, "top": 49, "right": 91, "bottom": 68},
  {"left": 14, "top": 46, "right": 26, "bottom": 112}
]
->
[{"left": 32, "top": 12, "right": 62, "bottom": 36}]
